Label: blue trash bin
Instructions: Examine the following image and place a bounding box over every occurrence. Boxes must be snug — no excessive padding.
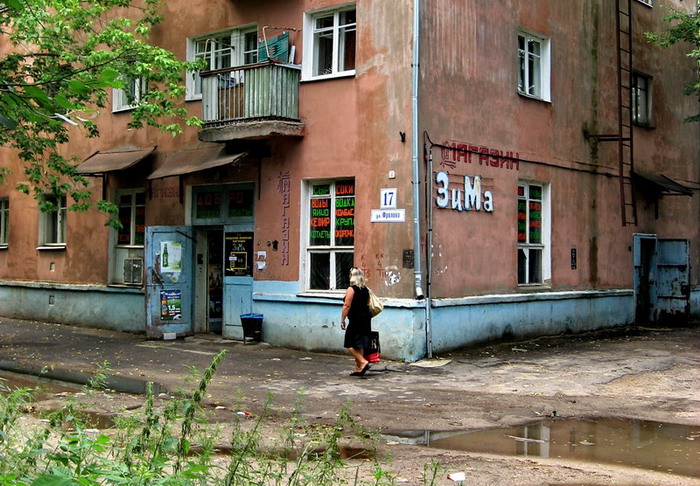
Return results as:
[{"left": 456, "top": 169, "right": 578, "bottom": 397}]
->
[{"left": 240, "top": 313, "right": 263, "bottom": 343}]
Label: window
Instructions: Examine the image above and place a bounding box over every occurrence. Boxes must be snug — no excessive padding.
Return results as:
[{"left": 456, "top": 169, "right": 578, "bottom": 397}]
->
[
  {"left": 39, "top": 195, "right": 66, "bottom": 247},
  {"left": 306, "top": 179, "right": 355, "bottom": 290},
  {"left": 112, "top": 190, "right": 145, "bottom": 285},
  {"left": 112, "top": 76, "right": 144, "bottom": 112},
  {"left": 303, "top": 4, "right": 356, "bottom": 80},
  {"left": 632, "top": 72, "right": 652, "bottom": 126},
  {"left": 518, "top": 30, "right": 551, "bottom": 102},
  {"left": 635, "top": 0, "right": 653, "bottom": 6},
  {"left": 187, "top": 27, "right": 258, "bottom": 100},
  {"left": 517, "top": 183, "right": 550, "bottom": 285},
  {"left": 0, "top": 198, "right": 8, "bottom": 247}
]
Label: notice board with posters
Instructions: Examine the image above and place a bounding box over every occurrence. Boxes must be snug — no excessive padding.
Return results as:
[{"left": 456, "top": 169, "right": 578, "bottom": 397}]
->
[{"left": 225, "top": 232, "right": 254, "bottom": 277}]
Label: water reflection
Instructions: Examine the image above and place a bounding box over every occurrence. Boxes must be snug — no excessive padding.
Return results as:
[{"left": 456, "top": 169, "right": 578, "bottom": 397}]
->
[{"left": 383, "top": 418, "right": 700, "bottom": 477}]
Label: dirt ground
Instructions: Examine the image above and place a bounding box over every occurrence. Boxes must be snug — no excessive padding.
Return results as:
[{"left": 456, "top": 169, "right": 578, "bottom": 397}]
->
[{"left": 2, "top": 319, "right": 699, "bottom": 485}]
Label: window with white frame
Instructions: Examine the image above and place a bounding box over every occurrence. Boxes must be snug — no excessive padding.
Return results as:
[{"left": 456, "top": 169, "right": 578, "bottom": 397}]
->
[
  {"left": 635, "top": 0, "right": 652, "bottom": 6},
  {"left": 302, "top": 4, "right": 356, "bottom": 80},
  {"left": 112, "top": 76, "right": 144, "bottom": 112},
  {"left": 517, "top": 183, "right": 550, "bottom": 285},
  {"left": 306, "top": 179, "right": 355, "bottom": 290},
  {"left": 186, "top": 27, "right": 258, "bottom": 100},
  {"left": 518, "top": 30, "right": 551, "bottom": 102},
  {"left": 113, "top": 190, "right": 145, "bottom": 285},
  {"left": 39, "top": 195, "right": 66, "bottom": 247},
  {"left": 632, "top": 72, "right": 652, "bottom": 126},
  {"left": 0, "top": 198, "right": 8, "bottom": 247}
]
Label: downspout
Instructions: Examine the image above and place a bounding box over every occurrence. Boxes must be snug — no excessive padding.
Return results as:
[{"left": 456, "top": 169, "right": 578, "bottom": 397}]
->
[{"left": 411, "top": 0, "right": 431, "bottom": 357}]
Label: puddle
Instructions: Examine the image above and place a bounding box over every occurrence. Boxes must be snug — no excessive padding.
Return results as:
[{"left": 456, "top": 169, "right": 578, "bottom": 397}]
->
[
  {"left": 383, "top": 418, "right": 700, "bottom": 477},
  {"left": 0, "top": 370, "right": 83, "bottom": 399}
]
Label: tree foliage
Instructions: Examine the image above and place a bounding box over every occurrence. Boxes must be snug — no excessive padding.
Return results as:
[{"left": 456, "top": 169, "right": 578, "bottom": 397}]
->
[
  {"left": 645, "top": 1, "right": 700, "bottom": 123},
  {"left": 0, "top": 0, "right": 200, "bottom": 219}
]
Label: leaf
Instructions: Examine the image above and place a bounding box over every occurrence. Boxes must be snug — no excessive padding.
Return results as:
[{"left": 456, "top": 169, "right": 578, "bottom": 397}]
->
[
  {"left": 67, "top": 80, "right": 91, "bottom": 96},
  {"left": 31, "top": 474, "right": 73, "bottom": 486},
  {"left": 0, "top": 113, "right": 18, "bottom": 129}
]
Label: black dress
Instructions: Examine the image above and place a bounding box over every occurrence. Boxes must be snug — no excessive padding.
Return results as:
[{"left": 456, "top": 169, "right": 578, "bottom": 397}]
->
[{"left": 343, "top": 285, "right": 372, "bottom": 350}]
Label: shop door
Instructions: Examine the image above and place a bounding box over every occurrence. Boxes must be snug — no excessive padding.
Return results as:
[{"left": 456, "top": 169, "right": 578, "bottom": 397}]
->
[
  {"left": 206, "top": 229, "right": 224, "bottom": 334},
  {"left": 656, "top": 239, "right": 690, "bottom": 325},
  {"left": 222, "top": 225, "right": 254, "bottom": 339},
  {"left": 633, "top": 234, "right": 658, "bottom": 324},
  {"left": 145, "top": 226, "right": 195, "bottom": 338}
]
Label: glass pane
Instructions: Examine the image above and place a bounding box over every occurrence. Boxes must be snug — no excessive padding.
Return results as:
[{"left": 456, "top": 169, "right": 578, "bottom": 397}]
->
[
  {"left": 335, "top": 180, "right": 354, "bottom": 196},
  {"left": 314, "top": 31, "right": 334, "bottom": 76},
  {"left": 310, "top": 197, "right": 331, "bottom": 246},
  {"left": 195, "top": 191, "right": 222, "bottom": 219},
  {"left": 315, "top": 14, "right": 334, "bottom": 30},
  {"left": 339, "top": 26, "right": 356, "bottom": 72},
  {"left": 335, "top": 197, "right": 354, "bottom": 246},
  {"left": 518, "top": 249, "right": 527, "bottom": 284},
  {"left": 313, "top": 184, "right": 330, "bottom": 196},
  {"left": 117, "top": 206, "right": 132, "bottom": 245},
  {"left": 227, "top": 188, "right": 254, "bottom": 217},
  {"left": 518, "top": 50, "right": 525, "bottom": 93},
  {"left": 335, "top": 252, "right": 354, "bottom": 289},
  {"left": 135, "top": 192, "right": 146, "bottom": 205},
  {"left": 134, "top": 206, "right": 145, "bottom": 246},
  {"left": 119, "top": 194, "right": 132, "bottom": 205},
  {"left": 517, "top": 199, "right": 527, "bottom": 243},
  {"left": 529, "top": 185, "right": 542, "bottom": 200},
  {"left": 339, "top": 9, "right": 356, "bottom": 26},
  {"left": 529, "top": 53, "right": 540, "bottom": 96},
  {"left": 529, "top": 200, "right": 542, "bottom": 244},
  {"left": 310, "top": 252, "right": 330, "bottom": 289},
  {"left": 529, "top": 249, "right": 542, "bottom": 283}
]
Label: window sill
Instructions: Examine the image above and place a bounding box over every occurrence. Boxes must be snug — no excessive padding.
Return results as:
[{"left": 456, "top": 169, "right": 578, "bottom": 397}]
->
[
  {"left": 37, "top": 245, "right": 66, "bottom": 251},
  {"left": 0, "top": 245, "right": 7, "bottom": 250},
  {"left": 296, "top": 290, "right": 345, "bottom": 299},
  {"left": 108, "top": 283, "right": 144, "bottom": 289},
  {"left": 518, "top": 91, "right": 551, "bottom": 104},
  {"left": 633, "top": 121, "right": 655, "bottom": 129},
  {"left": 185, "top": 95, "right": 203, "bottom": 103},
  {"left": 301, "top": 70, "right": 355, "bottom": 83},
  {"left": 112, "top": 106, "right": 136, "bottom": 113}
]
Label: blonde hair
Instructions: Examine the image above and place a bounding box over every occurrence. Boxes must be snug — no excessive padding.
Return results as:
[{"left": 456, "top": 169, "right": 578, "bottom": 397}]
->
[{"left": 349, "top": 267, "right": 366, "bottom": 288}]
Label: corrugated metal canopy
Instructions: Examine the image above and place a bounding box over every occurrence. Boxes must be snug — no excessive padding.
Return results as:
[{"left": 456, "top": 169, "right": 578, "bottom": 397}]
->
[
  {"left": 633, "top": 170, "right": 693, "bottom": 197},
  {"left": 148, "top": 146, "right": 248, "bottom": 180},
  {"left": 76, "top": 147, "right": 156, "bottom": 174}
]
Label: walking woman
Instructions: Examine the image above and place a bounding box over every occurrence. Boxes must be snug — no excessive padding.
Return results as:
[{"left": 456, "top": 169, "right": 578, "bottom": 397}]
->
[{"left": 340, "top": 267, "right": 372, "bottom": 376}]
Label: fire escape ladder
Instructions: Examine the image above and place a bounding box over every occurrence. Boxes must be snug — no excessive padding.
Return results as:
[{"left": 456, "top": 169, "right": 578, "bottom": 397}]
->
[{"left": 617, "top": 0, "right": 637, "bottom": 226}]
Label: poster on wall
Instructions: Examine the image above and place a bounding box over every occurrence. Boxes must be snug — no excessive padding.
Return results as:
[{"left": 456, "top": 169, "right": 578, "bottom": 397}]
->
[
  {"left": 160, "top": 241, "right": 183, "bottom": 273},
  {"left": 225, "top": 232, "right": 254, "bottom": 277},
  {"left": 160, "top": 289, "right": 182, "bottom": 321}
]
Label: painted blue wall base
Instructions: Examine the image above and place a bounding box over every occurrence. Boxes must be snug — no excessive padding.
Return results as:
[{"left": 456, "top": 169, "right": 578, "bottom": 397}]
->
[
  {"left": 0, "top": 281, "right": 144, "bottom": 333},
  {"left": 0, "top": 282, "right": 696, "bottom": 363}
]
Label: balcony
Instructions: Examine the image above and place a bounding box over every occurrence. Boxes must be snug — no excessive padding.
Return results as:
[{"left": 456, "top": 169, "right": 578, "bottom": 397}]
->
[{"left": 198, "top": 62, "right": 305, "bottom": 142}]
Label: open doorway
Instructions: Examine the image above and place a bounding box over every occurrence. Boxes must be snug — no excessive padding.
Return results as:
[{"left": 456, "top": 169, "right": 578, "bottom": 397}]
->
[{"left": 206, "top": 228, "right": 223, "bottom": 334}]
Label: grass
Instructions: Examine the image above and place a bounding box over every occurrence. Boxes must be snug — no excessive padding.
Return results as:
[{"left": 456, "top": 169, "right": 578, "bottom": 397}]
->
[{"left": 0, "top": 351, "right": 444, "bottom": 485}]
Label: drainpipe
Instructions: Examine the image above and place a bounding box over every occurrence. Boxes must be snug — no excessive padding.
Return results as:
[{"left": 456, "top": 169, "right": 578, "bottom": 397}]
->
[{"left": 411, "top": 0, "right": 431, "bottom": 357}]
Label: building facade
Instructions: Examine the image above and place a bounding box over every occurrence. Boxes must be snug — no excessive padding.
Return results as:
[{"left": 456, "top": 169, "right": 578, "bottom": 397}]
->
[{"left": 0, "top": 0, "right": 698, "bottom": 361}]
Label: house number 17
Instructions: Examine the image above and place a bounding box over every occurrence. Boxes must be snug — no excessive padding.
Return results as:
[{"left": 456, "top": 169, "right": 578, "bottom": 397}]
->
[{"left": 380, "top": 188, "right": 397, "bottom": 209}]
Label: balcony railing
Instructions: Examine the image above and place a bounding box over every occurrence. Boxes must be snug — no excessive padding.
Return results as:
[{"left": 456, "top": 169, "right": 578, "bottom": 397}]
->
[{"left": 200, "top": 62, "right": 301, "bottom": 127}]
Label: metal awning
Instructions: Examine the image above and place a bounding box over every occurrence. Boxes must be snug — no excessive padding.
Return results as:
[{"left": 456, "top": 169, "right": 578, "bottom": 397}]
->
[
  {"left": 76, "top": 146, "right": 156, "bottom": 174},
  {"left": 147, "top": 146, "right": 248, "bottom": 180},
  {"left": 633, "top": 170, "right": 693, "bottom": 197}
]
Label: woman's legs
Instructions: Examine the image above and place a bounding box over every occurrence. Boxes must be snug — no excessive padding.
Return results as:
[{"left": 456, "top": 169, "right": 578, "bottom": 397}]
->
[{"left": 347, "top": 347, "right": 368, "bottom": 372}]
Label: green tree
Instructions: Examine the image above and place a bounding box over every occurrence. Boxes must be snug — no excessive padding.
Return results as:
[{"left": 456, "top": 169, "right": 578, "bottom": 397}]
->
[
  {"left": 0, "top": 0, "right": 200, "bottom": 220},
  {"left": 645, "top": 1, "right": 700, "bottom": 123}
]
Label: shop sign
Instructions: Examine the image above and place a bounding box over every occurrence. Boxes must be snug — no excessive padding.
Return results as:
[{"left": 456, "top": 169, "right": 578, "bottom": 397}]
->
[
  {"left": 225, "top": 232, "right": 254, "bottom": 277},
  {"left": 435, "top": 171, "right": 494, "bottom": 212}
]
